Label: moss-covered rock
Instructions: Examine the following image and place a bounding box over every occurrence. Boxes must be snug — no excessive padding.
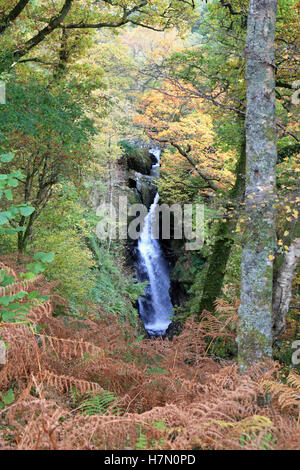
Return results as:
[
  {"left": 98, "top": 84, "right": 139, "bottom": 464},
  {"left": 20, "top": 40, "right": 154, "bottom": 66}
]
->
[
  {"left": 125, "top": 148, "right": 153, "bottom": 175},
  {"left": 139, "top": 181, "right": 156, "bottom": 208},
  {"left": 127, "top": 171, "right": 157, "bottom": 208}
]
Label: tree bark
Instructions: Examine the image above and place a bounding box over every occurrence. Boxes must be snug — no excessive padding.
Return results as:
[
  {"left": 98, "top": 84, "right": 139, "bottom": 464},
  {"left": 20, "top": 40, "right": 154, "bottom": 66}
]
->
[
  {"left": 12, "top": 0, "right": 74, "bottom": 63},
  {"left": 0, "top": 0, "right": 31, "bottom": 35},
  {"left": 272, "top": 220, "right": 300, "bottom": 340},
  {"left": 237, "top": 0, "right": 278, "bottom": 371}
]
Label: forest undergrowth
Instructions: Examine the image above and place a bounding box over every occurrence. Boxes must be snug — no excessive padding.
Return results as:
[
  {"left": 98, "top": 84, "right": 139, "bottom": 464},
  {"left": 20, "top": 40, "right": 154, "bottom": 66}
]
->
[{"left": 0, "top": 258, "right": 299, "bottom": 451}]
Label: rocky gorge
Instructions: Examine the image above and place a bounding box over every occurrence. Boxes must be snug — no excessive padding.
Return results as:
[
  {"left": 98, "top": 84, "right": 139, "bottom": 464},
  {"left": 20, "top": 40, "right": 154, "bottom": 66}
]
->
[{"left": 115, "top": 142, "right": 204, "bottom": 338}]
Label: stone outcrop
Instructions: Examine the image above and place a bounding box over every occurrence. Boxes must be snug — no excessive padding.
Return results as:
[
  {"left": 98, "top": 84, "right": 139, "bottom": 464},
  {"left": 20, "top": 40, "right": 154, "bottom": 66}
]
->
[
  {"left": 128, "top": 171, "right": 157, "bottom": 209},
  {"left": 125, "top": 148, "right": 154, "bottom": 175}
]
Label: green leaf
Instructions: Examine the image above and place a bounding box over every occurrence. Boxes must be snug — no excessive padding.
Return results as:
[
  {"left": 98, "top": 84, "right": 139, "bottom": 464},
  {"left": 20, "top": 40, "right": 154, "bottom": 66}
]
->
[
  {"left": 26, "top": 262, "right": 45, "bottom": 274},
  {"left": 33, "top": 252, "right": 55, "bottom": 263},
  {"left": 2, "top": 311, "right": 20, "bottom": 321},
  {"left": 9, "top": 207, "right": 18, "bottom": 217},
  {"left": 11, "top": 170, "right": 24, "bottom": 179},
  {"left": 26, "top": 291, "right": 40, "bottom": 300},
  {"left": 4, "top": 189, "right": 13, "bottom": 201},
  {"left": 0, "top": 295, "right": 13, "bottom": 306},
  {"left": 0, "top": 153, "right": 14, "bottom": 163},
  {"left": 0, "top": 212, "right": 9, "bottom": 225},
  {"left": 19, "top": 205, "right": 35, "bottom": 216},
  {"left": 7, "top": 178, "right": 19, "bottom": 188},
  {"left": 146, "top": 367, "right": 169, "bottom": 375},
  {"left": 22, "top": 272, "right": 37, "bottom": 280},
  {"left": 0, "top": 389, "right": 15, "bottom": 405}
]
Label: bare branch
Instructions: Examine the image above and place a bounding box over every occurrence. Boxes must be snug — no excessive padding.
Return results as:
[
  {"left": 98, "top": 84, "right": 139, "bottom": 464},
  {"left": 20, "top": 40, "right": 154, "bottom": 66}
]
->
[
  {"left": 15, "top": 57, "right": 57, "bottom": 66},
  {"left": 276, "top": 122, "right": 300, "bottom": 142}
]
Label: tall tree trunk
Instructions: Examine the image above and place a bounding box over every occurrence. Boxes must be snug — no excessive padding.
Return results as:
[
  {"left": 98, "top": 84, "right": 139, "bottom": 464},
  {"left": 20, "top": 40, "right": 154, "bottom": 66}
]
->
[
  {"left": 272, "top": 219, "right": 300, "bottom": 340},
  {"left": 237, "top": 0, "right": 278, "bottom": 371},
  {"left": 198, "top": 135, "right": 246, "bottom": 314}
]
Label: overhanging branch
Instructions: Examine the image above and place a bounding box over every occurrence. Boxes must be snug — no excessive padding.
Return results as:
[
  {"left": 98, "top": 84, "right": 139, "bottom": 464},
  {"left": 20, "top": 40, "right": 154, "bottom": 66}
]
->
[
  {"left": 155, "top": 137, "right": 219, "bottom": 192},
  {"left": 0, "top": 0, "right": 31, "bottom": 35}
]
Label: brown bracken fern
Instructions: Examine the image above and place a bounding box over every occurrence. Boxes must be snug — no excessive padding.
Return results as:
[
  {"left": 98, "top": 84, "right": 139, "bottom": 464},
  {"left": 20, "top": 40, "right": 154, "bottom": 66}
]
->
[{"left": 0, "top": 260, "right": 299, "bottom": 450}]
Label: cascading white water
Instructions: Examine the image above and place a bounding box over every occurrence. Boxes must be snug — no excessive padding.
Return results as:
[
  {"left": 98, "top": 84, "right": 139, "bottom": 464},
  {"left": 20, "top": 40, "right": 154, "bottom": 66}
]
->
[{"left": 137, "top": 149, "right": 173, "bottom": 336}]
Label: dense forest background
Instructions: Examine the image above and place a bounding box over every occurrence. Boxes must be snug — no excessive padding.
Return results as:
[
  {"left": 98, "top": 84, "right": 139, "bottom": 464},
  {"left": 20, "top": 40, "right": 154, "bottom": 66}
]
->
[{"left": 0, "top": 0, "right": 299, "bottom": 450}]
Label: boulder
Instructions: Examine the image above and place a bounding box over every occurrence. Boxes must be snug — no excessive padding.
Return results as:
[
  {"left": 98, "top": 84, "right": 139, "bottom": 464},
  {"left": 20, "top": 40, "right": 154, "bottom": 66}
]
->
[
  {"left": 125, "top": 148, "right": 153, "bottom": 175},
  {"left": 165, "top": 321, "right": 184, "bottom": 340},
  {"left": 128, "top": 171, "right": 157, "bottom": 208}
]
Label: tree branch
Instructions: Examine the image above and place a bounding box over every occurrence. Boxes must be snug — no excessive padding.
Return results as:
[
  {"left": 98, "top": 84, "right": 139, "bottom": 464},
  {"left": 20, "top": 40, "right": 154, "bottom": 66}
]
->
[
  {"left": 13, "top": 0, "right": 75, "bottom": 62},
  {"left": 156, "top": 137, "right": 219, "bottom": 191},
  {"left": 162, "top": 79, "right": 299, "bottom": 142},
  {"left": 15, "top": 57, "right": 57, "bottom": 66},
  {"left": 63, "top": 1, "right": 147, "bottom": 30},
  {"left": 276, "top": 122, "right": 299, "bottom": 142},
  {"left": 219, "top": 0, "right": 240, "bottom": 15},
  {"left": 0, "top": 0, "right": 31, "bottom": 35},
  {"left": 276, "top": 80, "right": 293, "bottom": 89}
]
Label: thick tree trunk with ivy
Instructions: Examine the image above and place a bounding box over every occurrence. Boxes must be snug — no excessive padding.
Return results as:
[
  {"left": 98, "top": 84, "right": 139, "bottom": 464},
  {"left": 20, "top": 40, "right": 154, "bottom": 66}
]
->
[
  {"left": 198, "top": 137, "right": 246, "bottom": 314},
  {"left": 237, "top": 0, "right": 278, "bottom": 371}
]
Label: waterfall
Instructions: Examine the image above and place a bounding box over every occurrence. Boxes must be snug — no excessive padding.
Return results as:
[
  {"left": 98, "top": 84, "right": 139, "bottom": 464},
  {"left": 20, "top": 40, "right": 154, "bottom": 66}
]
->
[{"left": 137, "top": 149, "right": 173, "bottom": 336}]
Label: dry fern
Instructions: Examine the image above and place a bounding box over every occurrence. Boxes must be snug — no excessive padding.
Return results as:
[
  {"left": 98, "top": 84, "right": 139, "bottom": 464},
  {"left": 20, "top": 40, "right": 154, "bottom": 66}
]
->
[
  {"left": 263, "top": 369, "right": 300, "bottom": 419},
  {"left": 39, "top": 334, "right": 105, "bottom": 360},
  {"left": 37, "top": 370, "right": 103, "bottom": 394},
  {"left": 1, "top": 260, "right": 300, "bottom": 450}
]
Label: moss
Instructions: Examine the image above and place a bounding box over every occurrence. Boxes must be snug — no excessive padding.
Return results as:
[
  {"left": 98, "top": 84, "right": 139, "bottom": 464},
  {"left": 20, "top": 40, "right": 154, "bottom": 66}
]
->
[
  {"left": 139, "top": 182, "right": 156, "bottom": 208},
  {"left": 125, "top": 149, "right": 153, "bottom": 175},
  {"left": 198, "top": 137, "right": 246, "bottom": 315},
  {"left": 198, "top": 218, "right": 236, "bottom": 315},
  {"left": 238, "top": 327, "right": 272, "bottom": 372}
]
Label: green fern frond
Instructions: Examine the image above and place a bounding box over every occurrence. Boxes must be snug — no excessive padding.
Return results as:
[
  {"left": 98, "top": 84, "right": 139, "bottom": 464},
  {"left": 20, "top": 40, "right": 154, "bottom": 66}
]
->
[
  {"left": 135, "top": 429, "right": 147, "bottom": 450},
  {"left": 78, "top": 390, "right": 122, "bottom": 416}
]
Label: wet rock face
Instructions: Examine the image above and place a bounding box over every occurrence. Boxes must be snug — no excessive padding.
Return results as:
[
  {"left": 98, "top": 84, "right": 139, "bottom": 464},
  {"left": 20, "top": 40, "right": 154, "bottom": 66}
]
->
[
  {"left": 139, "top": 183, "right": 156, "bottom": 209},
  {"left": 134, "top": 172, "right": 157, "bottom": 208},
  {"left": 169, "top": 280, "right": 189, "bottom": 307},
  {"left": 161, "top": 238, "right": 206, "bottom": 312},
  {"left": 165, "top": 320, "right": 184, "bottom": 341},
  {"left": 125, "top": 148, "right": 153, "bottom": 175},
  {"left": 119, "top": 145, "right": 158, "bottom": 208},
  {"left": 127, "top": 170, "right": 157, "bottom": 209}
]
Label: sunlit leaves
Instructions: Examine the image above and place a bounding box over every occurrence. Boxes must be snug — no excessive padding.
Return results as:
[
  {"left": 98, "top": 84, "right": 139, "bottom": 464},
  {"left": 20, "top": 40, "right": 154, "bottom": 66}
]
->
[{"left": 135, "top": 81, "right": 236, "bottom": 203}]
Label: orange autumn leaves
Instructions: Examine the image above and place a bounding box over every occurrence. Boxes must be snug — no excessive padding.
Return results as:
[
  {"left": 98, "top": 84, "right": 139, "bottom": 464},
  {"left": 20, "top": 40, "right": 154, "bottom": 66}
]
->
[{"left": 134, "top": 81, "right": 236, "bottom": 202}]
